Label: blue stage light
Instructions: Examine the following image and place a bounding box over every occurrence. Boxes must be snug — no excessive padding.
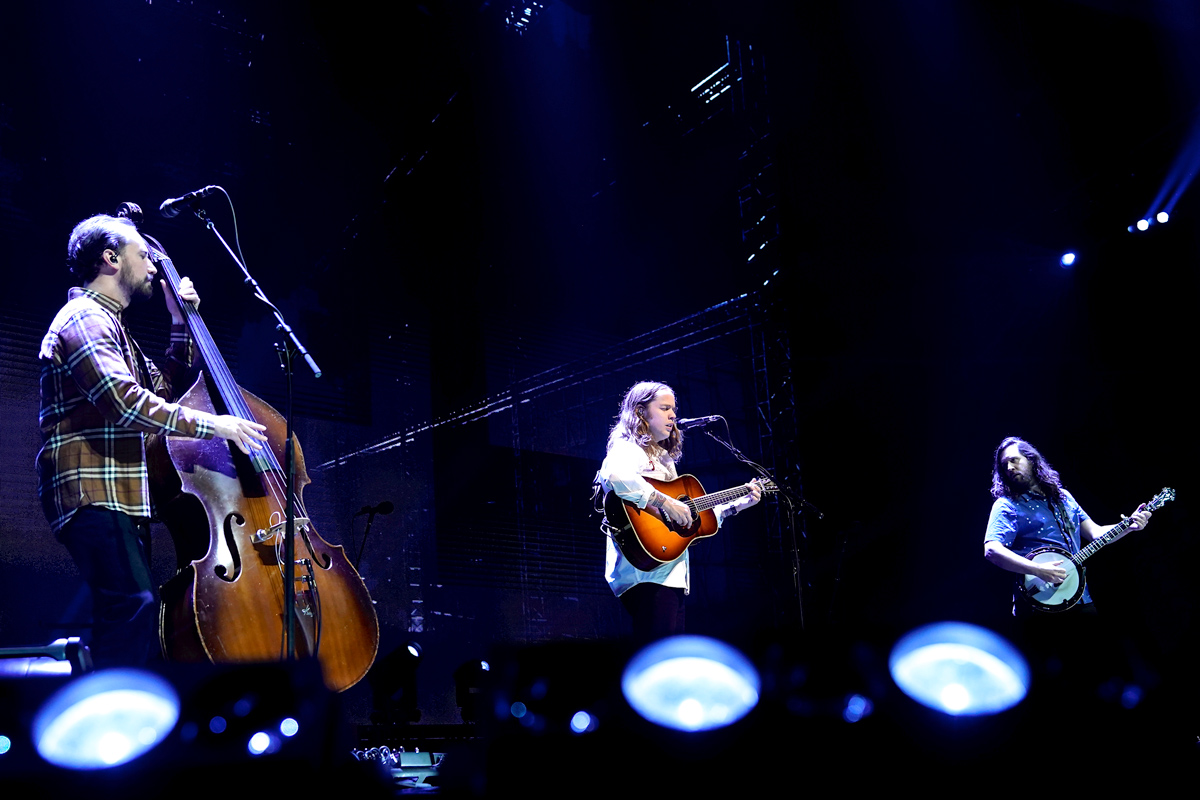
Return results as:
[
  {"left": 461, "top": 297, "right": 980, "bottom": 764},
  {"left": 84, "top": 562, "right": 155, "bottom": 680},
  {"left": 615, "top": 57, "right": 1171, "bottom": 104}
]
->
[
  {"left": 1060, "top": 252, "right": 1076, "bottom": 267},
  {"left": 1137, "top": 219, "right": 1150, "bottom": 231},
  {"left": 32, "top": 669, "right": 180, "bottom": 770},
  {"left": 247, "top": 731, "right": 273, "bottom": 756},
  {"left": 889, "top": 622, "right": 1028, "bottom": 716},
  {"left": 622, "top": 635, "right": 760, "bottom": 732},
  {"left": 1156, "top": 211, "right": 1169, "bottom": 223},
  {"left": 569, "top": 710, "right": 596, "bottom": 734},
  {"left": 842, "top": 694, "right": 873, "bottom": 723}
]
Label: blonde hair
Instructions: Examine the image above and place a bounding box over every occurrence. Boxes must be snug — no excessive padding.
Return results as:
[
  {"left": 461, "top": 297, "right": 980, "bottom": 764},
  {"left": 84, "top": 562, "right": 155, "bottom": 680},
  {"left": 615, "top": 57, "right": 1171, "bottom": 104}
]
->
[{"left": 606, "top": 381, "right": 683, "bottom": 460}]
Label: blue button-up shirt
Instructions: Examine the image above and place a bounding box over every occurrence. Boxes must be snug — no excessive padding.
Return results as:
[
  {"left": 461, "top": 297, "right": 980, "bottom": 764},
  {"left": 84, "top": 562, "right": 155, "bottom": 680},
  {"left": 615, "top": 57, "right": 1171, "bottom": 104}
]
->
[{"left": 985, "top": 489, "right": 1093, "bottom": 604}]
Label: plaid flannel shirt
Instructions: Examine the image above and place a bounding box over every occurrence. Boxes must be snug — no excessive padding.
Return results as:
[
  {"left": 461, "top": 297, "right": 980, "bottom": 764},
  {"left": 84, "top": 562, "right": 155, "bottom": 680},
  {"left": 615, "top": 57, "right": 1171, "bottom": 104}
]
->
[{"left": 37, "top": 287, "right": 214, "bottom": 534}]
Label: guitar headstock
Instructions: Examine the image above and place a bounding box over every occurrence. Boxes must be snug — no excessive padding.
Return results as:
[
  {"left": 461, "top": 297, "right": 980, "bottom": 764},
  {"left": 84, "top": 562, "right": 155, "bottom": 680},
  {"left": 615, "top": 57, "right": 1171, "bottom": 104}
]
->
[
  {"left": 753, "top": 477, "right": 779, "bottom": 494},
  {"left": 1147, "top": 487, "right": 1175, "bottom": 512}
]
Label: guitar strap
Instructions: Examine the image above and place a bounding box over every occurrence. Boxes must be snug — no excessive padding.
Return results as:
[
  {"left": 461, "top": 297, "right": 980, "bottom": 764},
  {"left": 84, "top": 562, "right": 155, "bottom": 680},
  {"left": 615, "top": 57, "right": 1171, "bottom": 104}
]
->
[{"left": 1047, "top": 495, "right": 1079, "bottom": 556}]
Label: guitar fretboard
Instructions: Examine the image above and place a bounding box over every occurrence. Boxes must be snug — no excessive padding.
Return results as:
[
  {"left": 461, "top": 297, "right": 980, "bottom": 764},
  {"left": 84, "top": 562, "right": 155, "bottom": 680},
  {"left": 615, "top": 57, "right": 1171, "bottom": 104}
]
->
[
  {"left": 1068, "top": 487, "right": 1173, "bottom": 566},
  {"left": 686, "top": 485, "right": 754, "bottom": 513}
]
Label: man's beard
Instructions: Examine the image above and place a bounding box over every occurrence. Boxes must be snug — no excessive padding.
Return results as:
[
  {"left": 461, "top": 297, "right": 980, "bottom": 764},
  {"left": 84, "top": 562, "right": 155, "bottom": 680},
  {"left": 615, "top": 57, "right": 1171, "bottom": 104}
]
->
[
  {"left": 120, "top": 266, "right": 155, "bottom": 303},
  {"left": 1007, "top": 470, "right": 1036, "bottom": 492}
]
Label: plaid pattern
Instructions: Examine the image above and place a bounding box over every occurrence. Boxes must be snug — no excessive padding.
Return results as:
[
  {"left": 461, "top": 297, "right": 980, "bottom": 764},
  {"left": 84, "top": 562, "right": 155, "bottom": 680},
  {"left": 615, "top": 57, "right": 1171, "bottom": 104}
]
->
[{"left": 37, "top": 287, "right": 214, "bottom": 534}]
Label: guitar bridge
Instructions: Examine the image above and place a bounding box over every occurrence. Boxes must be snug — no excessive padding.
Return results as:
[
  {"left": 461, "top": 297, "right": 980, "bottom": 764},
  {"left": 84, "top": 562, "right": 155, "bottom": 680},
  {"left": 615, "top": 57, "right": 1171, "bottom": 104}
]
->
[{"left": 251, "top": 517, "right": 311, "bottom": 544}]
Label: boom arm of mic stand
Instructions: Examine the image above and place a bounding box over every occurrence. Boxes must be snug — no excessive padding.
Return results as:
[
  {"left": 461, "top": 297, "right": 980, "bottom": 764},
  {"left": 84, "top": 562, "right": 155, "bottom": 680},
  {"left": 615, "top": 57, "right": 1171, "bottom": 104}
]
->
[
  {"left": 191, "top": 206, "right": 322, "bottom": 379},
  {"left": 699, "top": 427, "right": 815, "bottom": 630},
  {"left": 699, "top": 429, "right": 822, "bottom": 519}
]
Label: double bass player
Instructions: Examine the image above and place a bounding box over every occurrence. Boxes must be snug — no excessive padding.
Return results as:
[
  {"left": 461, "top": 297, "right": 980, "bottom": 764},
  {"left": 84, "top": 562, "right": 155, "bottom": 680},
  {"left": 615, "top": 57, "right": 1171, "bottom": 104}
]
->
[{"left": 37, "top": 213, "right": 268, "bottom": 668}]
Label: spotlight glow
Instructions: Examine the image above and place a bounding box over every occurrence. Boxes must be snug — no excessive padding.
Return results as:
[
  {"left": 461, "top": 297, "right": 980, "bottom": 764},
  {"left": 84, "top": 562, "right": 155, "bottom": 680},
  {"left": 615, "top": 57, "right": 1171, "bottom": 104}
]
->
[
  {"left": 248, "top": 731, "right": 272, "bottom": 756},
  {"left": 569, "top": 710, "right": 596, "bottom": 734},
  {"left": 1137, "top": 219, "right": 1150, "bottom": 231},
  {"left": 33, "top": 669, "right": 180, "bottom": 770},
  {"left": 1156, "top": 211, "right": 1169, "bottom": 223},
  {"left": 889, "top": 622, "right": 1028, "bottom": 716},
  {"left": 843, "top": 694, "right": 873, "bottom": 723},
  {"left": 622, "top": 635, "right": 760, "bottom": 732},
  {"left": 1060, "top": 252, "right": 1076, "bottom": 267}
]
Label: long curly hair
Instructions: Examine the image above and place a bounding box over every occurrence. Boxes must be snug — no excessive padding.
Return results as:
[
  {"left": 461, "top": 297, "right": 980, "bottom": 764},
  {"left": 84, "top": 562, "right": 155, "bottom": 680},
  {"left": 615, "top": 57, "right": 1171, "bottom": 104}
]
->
[
  {"left": 606, "top": 381, "right": 683, "bottom": 461},
  {"left": 990, "top": 436, "right": 1066, "bottom": 504}
]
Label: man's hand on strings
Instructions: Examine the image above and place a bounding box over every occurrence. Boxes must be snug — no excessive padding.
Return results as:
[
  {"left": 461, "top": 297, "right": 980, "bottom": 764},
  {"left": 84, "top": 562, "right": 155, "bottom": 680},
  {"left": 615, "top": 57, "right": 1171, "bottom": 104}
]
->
[
  {"left": 164, "top": 276, "right": 200, "bottom": 325},
  {"left": 211, "top": 415, "right": 269, "bottom": 454},
  {"left": 1122, "top": 503, "right": 1152, "bottom": 532}
]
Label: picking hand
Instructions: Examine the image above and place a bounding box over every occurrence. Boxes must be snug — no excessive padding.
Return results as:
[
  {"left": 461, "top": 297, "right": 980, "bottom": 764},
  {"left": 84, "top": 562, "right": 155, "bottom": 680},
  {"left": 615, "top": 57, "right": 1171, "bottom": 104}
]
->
[
  {"left": 1035, "top": 559, "right": 1067, "bottom": 586},
  {"left": 211, "top": 415, "right": 269, "bottom": 454}
]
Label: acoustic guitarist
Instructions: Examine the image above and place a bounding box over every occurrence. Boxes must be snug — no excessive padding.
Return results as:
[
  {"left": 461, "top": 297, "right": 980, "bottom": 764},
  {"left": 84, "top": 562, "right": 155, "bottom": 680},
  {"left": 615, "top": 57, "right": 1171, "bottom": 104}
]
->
[{"left": 595, "top": 381, "right": 760, "bottom": 643}]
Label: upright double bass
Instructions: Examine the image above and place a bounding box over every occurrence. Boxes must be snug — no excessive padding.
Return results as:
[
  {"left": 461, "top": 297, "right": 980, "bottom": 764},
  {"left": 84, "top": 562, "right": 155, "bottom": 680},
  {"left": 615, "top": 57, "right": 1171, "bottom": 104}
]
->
[{"left": 144, "top": 232, "right": 378, "bottom": 692}]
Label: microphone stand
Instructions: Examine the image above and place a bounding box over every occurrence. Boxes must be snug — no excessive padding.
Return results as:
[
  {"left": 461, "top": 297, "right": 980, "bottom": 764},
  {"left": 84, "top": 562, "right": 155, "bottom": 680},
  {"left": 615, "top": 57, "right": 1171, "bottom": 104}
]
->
[
  {"left": 184, "top": 202, "right": 322, "bottom": 663},
  {"left": 355, "top": 507, "right": 383, "bottom": 571},
  {"left": 698, "top": 421, "right": 820, "bottom": 630}
]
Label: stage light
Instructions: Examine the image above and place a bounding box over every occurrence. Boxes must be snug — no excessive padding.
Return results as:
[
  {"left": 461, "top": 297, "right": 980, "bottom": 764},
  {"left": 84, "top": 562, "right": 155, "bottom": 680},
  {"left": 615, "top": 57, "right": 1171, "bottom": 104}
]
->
[
  {"left": 1156, "top": 211, "right": 1169, "bottom": 223},
  {"left": 1060, "top": 252, "right": 1076, "bottom": 267},
  {"left": 1137, "top": 219, "right": 1150, "bottom": 231},
  {"left": 32, "top": 668, "right": 180, "bottom": 770},
  {"left": 621, "top": 635, "right": 760, "bottom": 732},
  {"left": 569, "top": 710, "right": 597, "bottom": 734},
  {"left": 371, "top": 642, "right": 425, "bottom": 723},
  {"left": 247, "top": 731, "right": 274, "bottom": 756},
  {"left": 889, "top": 622, "right": 1028, "bottom": 717},
  {"left": 1121, "top": 685, "right": 1143, "bottom": 709},
  {"left": 842, "top": 693, "right": 873, "bottom": 723}
]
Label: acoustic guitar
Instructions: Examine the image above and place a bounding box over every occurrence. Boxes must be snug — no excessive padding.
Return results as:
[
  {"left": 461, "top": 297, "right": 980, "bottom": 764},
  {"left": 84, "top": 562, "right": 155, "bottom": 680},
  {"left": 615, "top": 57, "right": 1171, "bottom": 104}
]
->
[{"left": 604, "top": 475, "right": 775, "bottom": 572}]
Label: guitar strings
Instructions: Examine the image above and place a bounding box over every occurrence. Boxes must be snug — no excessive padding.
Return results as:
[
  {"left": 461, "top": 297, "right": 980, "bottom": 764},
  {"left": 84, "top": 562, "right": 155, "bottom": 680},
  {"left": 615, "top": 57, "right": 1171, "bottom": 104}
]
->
[{"left": 164, "top": 258, "right": 313, "bottom": 549}]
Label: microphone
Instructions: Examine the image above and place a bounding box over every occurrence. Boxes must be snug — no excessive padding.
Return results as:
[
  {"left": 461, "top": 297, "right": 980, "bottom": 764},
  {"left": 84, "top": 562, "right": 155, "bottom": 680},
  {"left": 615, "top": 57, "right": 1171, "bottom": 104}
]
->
[
  {"left": 159, "top": 185, "right": 219, "bottom": 218},
  {"left": 676, "top": 415, "right": 721, "bottom": 430},
  {"left": 354, "top": 501, "right": 395, "bottom": 517}
]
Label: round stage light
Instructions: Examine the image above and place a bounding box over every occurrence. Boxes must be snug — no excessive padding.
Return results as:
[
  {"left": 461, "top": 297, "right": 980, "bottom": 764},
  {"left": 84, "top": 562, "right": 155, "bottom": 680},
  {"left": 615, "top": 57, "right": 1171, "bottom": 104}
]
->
[
  {"left": 1060, "top": 252, "right": 1076, "bottom": 267},
  {"left": 622, "top": 635, "right": 760, "bottom": 732},
  {"left": 1137, "top": 219, "right": 1150, "bottom": 231},
  {"left": 1156, "top": 211, "right": 1169, "bottom": 223},
  {"left": 33, "top": 669, "right": 180, "bottom": 770},
  {"left": 889, "top": 622, "right": 1028, "bottom": 716}
]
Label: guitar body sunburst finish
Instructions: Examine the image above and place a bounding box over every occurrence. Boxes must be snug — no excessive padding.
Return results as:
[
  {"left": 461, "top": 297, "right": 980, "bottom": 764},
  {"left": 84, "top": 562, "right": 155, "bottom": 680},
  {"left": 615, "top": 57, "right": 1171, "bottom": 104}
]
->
[{"left": 605, "top": 475, "right": 719, "bottom": 572}]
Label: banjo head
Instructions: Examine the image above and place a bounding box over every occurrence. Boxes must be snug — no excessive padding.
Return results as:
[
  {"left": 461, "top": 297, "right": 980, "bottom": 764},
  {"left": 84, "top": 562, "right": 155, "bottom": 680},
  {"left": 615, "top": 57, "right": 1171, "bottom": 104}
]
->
[{"left": 1022, "top": 547, "right": 1084, "bottom": 610}]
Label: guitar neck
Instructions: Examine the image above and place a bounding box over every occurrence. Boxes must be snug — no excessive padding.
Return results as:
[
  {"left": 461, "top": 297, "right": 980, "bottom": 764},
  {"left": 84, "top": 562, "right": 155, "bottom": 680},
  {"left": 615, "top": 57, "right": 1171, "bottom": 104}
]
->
[
  {"left": 1071, "top": 517, "right": 1135, "bottom": 565},
  {"left": 1068, "top": 488, "right": 1172, "bottom": 567},
  {"left": 690, "top": 484, "right": 754, "bottom": 512}
]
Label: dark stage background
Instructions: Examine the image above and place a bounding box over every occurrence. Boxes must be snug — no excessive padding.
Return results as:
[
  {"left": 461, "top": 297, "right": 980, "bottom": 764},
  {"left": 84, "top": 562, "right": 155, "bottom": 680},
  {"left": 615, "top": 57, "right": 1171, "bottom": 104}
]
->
[{"left": 1, "top": 0, "right": 1196, "bottom": 738}]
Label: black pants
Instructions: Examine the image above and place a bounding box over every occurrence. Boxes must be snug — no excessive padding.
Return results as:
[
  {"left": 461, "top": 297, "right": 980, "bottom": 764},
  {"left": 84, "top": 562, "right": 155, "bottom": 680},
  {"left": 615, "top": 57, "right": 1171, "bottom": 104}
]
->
[
  {"left": 59, "top": 506, "right": 158, "bottom": 668},
  {"left": 620, "top": 582, "right": 686, "bottom": 646}
]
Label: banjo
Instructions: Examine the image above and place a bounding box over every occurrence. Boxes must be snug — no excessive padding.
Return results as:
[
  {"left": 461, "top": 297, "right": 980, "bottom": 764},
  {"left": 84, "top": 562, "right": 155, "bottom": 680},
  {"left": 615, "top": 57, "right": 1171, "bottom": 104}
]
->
[{"left": 1020, "top": 486, "right": 1174, "bottom": 612}]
